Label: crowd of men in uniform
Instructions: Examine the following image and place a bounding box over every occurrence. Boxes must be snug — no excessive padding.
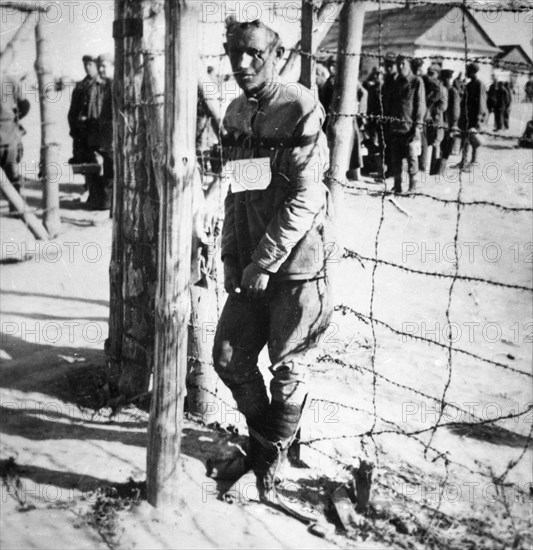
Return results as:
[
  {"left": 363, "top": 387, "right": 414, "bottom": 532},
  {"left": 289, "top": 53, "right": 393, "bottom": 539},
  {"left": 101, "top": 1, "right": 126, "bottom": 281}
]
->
[{"left": 316, "top": 55, "right": 523, "bottom": 193}]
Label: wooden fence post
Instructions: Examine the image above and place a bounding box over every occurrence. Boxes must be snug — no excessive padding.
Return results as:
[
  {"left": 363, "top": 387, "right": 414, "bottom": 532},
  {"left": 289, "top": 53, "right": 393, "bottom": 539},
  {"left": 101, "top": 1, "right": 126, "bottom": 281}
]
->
[
  {"left": 108, "top": 0, "right": 160, "bottom": 399},
  {"left": 147, "top": 0, "right": 198, "bottom": 507},
  {"left": 300, "top": 0, "right": 316, "bottom": 89},
  {"left": 35, "top": 15, "right": 60, "bottom": 238},
  {"left": 326, "top": 0, "right": 365, "bottom": 209}
]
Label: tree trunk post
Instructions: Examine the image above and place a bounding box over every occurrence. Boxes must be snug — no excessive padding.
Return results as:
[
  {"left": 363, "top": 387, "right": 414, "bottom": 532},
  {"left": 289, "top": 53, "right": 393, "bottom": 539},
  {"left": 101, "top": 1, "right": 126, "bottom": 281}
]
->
[
  {"left": 35, "top": 16, "right": 60, "bottom": 238},
  {"left": 300, "top": 0, "right": 315, "bottom": 89},
  {"left": 147, "top": 0, "right": 198, "bottom": 507},
  {"left": 108, "top": 0, "right": 160, "bottom": 400},
  {"left": 326, "top": 0, "right": 365, "bottom": 210}
]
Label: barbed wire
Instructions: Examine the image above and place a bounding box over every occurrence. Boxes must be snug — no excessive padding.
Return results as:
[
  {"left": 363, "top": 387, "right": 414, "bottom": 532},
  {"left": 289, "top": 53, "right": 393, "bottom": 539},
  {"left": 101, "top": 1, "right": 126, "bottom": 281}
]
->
[
  {"left": 343, "top": 247, "right": 533, "bottom": 293},
  {"left": 304, "top": 0, "right": 533, "bottom": 12},
  {"left": 336, "top": 304, "right": 533, "bottom": 377}
]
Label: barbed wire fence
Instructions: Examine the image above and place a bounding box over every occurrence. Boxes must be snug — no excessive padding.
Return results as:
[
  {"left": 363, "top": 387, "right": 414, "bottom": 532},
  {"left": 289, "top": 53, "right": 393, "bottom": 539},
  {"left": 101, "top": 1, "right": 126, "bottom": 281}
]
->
[{"left": 189, "top": 1, "right": 533, "bottom": 547}]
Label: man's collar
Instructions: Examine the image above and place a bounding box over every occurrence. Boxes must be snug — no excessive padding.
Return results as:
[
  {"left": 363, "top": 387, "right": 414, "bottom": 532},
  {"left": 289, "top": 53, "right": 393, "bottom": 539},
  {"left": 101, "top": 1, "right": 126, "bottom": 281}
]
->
[{"left": 245, "top": 73, "right": 281, "bottom": 103}]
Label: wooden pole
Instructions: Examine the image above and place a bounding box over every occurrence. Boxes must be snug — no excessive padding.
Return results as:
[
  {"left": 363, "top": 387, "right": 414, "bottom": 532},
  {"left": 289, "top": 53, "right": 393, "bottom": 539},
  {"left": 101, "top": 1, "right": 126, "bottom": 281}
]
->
[
  {"left": 107, "top": 0, "right": 160, "bottom": 401},
  {"left": 35, "top": 15, "right": 60, "bottom": 238},
  {"left": 0, "top": 1, "right": 47, "bottom": 13},
  {"left": 107, "top": 0, "right": 127, "bottom": 387},
  {"left": 326, "top": 0, "right": 365, "bottom": 209},
  {"left": 280, "top": 0, "right": 343, "bottom": 82},
  {"left": 0, "top": 12, "right": 36, "bottom": 70},
  {"left": 300, "top": 0, "right": 315, "bottom": 89},
  {"left": 147, "top": 0, "right": 198, "bottom": 507},
  {"left": 0, "top": 179, "right": 49, "bottom": 240}
]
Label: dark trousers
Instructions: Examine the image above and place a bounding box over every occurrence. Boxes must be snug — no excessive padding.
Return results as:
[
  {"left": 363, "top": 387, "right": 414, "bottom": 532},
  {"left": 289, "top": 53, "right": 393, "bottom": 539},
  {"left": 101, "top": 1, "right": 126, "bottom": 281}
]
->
[
  {"left": 493, "top": 108, "right": 504, "bottom": 130},
  {"left": 213, "top": 277, "right": 332, "bottom": 440},
  {"left": 86, "top": 149, "right": 113, "bottom": 209},
  {"left": 390, "top": 133, "right": 418, "bottom": 190},
  {"left": 503, "top": 107, "right": 510, "bottom": 130}
]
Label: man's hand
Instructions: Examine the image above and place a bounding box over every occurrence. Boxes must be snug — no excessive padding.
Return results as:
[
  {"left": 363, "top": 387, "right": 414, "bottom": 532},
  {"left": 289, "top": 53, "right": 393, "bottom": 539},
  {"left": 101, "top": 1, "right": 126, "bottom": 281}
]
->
[
  {"left": 224, "top": 258, "right": 242, "bottom": 295},
  {"left": 241, "top": 263, "right": 270, "bottom": 298}
]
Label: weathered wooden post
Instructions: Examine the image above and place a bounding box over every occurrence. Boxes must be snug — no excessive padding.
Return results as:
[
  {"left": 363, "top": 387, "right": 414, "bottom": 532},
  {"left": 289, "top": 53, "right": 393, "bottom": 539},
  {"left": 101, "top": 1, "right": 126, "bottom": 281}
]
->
[
  {"left": 0, "top": 9, "right": 37, "bottom": 70},
  {"left": 147, "top": 0, "right": 199, "bottom": 506},
  {"left": 326, "top": 0, "right": 365, "bottom": 209},
  {"left": 300, "top": 0, "right": 316, "bottom": 89},
  {"left": 35, "top": 11, "right": 60, "bottom": 237},
  {"left": 280, "top": 0, "right": 344, "bottom": 83},
  {"left": 108, "top": 0, "right": 160, "bottom": 399}
]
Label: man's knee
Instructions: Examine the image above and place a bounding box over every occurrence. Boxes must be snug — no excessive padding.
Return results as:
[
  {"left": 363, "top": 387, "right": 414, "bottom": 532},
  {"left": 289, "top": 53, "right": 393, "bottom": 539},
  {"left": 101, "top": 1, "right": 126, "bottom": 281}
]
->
[{"left": 212, "top": 338, "right": 233, "bottom": 375}]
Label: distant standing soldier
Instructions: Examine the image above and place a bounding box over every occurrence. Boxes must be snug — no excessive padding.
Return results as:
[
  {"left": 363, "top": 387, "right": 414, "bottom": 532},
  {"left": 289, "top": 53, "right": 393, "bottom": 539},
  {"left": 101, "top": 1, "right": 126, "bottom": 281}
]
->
[
  {"left": 68, "top": 54, "right": 110, "bottom": 209},
  {"left": 95, "top": 53, "right": 114, "bottom": 210},
  {"left": 502, "top": 81, "right": 512, "bottom": 130},
  {"left": 68, "top": 55, "right": 101, "bottom": 164},
  {"left": 457, "top": 63, "right": 487, "bottom": 170},
  {"left": 0, "top": 76, "right": 30, "bottom": 213},
  {"left": 440, "top": 69, "right": 461, "bottom": 163},
  {"left": 382, "top": 55, "right": 398, "bottom": 176},
  {"left": 387, "top": 55, "right": 426, "bottom": 193},
  {"left": 423, "top": 66, "right": 447, "bottom": 175}
]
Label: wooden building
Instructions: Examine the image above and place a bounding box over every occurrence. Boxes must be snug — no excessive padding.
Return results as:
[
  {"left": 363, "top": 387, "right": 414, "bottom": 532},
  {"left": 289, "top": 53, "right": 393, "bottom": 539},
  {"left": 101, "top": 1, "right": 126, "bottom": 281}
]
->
[{"left": 319, "top": 5, "right": 501, "bottom": 86}]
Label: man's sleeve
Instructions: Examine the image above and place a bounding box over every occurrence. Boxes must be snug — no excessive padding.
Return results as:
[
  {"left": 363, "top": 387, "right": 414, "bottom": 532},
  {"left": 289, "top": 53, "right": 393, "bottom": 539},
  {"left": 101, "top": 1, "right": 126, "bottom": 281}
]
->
[
  {"left": 251, "top": 103, "right": 328, "bottom": 274},
  {"left": 413, "top": 77, "right": 426, "bottom": 129}
]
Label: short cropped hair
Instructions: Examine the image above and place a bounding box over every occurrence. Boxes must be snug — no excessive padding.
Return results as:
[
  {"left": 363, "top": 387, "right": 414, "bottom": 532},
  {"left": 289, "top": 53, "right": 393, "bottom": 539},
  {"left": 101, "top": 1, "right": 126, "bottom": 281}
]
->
[{"left": 225, "top": 16, "right": 282, "bottom": 49}]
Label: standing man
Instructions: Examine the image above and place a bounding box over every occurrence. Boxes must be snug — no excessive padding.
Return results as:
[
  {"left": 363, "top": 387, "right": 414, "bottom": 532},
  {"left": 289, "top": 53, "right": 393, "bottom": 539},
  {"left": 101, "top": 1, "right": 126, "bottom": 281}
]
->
[
  {"left": 387, "top": 55, "right": 426, "bottom": 193},
  {"left": 440, "top": 69, "right": 461, "bottom": 164},
  {"left": 457, "top": 63, "right": 487, "bottom": 170},
  {"left": 212, "top": 18, "right": 335, "bottom": 500},
  {"left": 382, "top": 55, "right": 398, "bottom": 177},
  {"left": 68, "top": 55, "right": 100, "bottom": 164},
  {"left": 67, "top": 54, "right": 110, "bottom": 209},
  {"left": 96, "top": 54, "right": 114, "bottom": 210},
  {"left": 0, "top": 76, "right": 30, "bottom": 213},
  {"left": 423, "top": 67, "right": 447, "bottom": 175}
]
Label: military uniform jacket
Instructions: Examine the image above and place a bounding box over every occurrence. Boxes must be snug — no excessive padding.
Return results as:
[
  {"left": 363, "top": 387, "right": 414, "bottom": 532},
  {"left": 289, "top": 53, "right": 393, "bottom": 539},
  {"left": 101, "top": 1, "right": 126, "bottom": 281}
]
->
[
  {"left": 221, "top": 77, "right": 335, "bottom": 281},
  {"left": 458, "top": 77, "right": 488, "bottom": 131},
  {"left": 388, "top": 73, "right": 426, "bottom": 134}
]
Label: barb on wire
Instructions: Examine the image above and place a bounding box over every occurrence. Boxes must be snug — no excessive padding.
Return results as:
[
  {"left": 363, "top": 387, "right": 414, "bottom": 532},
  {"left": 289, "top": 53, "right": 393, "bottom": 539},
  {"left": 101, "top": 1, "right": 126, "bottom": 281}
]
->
[
  {"left": 335, "top": 305, "right": 533, "bottom": 377},
  {"left": 303, "top": 0, "right": 533, "bottom": 13},
  {"left": 343, "top": 247, "right": 533, "bottom": 293}
]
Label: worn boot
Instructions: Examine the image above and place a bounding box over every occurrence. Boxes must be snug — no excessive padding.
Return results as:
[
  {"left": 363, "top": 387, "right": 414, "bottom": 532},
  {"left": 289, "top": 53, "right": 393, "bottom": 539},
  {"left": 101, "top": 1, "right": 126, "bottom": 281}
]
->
[
  {"left": 408, "top": 175, "right": 418, "bottom": 193},
  {"left": 393, "top": 176, "right": 402, "bottom": 194},
  {"left": 249, "top": 430, "right": 289, "bottom": 502},
  {"left": 250, "top": 400, "right": 302, "bottom": 502}
]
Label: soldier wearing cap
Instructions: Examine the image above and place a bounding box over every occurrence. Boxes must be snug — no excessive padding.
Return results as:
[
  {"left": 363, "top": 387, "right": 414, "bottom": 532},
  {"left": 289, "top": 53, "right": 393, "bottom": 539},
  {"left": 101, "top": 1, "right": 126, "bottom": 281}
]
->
[
  {"left": 67, "top": 54, "right": 110, "bottom": 209},
  {"left": 386, "top": 54, "right": 426, "bottom": 193},
  {"left": 0, "top": 76, "right": 30, "bottom": 212},
  {"left": 211, "top": 18, "right": 335, "bottom": 501},
  {"left": 457, "top": 63, "right": 487, "bottom": 170},
  {"left": 440, "top": 69, "right": 461, "bottom": 162}
]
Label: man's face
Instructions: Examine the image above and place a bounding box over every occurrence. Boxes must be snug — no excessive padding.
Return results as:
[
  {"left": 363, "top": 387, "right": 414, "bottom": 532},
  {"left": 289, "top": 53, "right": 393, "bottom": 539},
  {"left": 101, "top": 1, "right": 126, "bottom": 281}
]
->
[
  {"left": 397, "top": 59, "right": 411, "bottom": 78},
  {"left": 98, "top": 61, "right": 114, "bottom": 80},
  {"left": 384, "top": 62, "right": 396, "bottom": 75},
  {"left": 84, "top": 61, "right": 98, "bottom": 78},
  {"left": 225, "top": 26, "right": 282, "bottom": 95}
]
